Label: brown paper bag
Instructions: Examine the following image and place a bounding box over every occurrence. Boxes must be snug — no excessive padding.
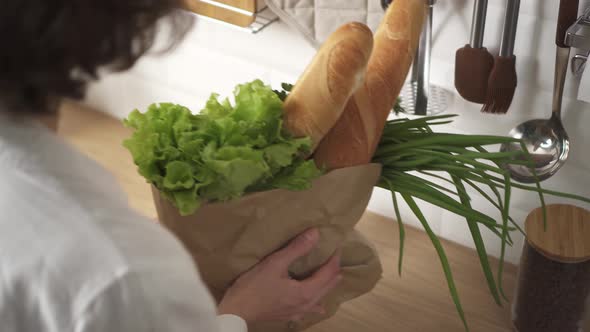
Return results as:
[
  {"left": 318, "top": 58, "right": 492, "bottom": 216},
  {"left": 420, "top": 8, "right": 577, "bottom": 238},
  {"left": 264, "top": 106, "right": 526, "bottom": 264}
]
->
[{"left": 152, "top": 164, "right": 383, "bottom": 331}]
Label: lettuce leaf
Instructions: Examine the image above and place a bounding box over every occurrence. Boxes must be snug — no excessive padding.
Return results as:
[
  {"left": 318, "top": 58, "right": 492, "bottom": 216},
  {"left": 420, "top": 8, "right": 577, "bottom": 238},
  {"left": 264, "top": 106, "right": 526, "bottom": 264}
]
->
[{"left": 123, "top": 80, "right": 322, "bottom": 216}]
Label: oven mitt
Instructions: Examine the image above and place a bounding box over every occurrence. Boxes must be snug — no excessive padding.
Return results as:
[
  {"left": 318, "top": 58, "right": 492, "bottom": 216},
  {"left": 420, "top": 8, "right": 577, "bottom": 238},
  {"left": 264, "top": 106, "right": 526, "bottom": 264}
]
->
[{"left": 265, "top": 0, "right": 385, "bottom": 48}]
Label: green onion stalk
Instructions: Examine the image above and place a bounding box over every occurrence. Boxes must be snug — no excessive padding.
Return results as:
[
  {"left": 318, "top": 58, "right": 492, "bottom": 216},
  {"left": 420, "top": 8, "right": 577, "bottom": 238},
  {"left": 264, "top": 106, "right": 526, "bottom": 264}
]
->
[{"left": 372, "top": 114, "right": 590, "bottom": 331}]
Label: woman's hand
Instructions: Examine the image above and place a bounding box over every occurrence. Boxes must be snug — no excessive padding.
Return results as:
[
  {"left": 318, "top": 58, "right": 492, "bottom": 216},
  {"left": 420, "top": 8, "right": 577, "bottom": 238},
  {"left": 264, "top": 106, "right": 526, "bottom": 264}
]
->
[{"left": 218, "top": 228, "right": 342, "bottom": 323}]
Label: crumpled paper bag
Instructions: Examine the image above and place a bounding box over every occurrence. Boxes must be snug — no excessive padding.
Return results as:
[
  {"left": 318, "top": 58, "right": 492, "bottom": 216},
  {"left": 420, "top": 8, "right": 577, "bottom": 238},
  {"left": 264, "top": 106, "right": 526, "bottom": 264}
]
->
[{"left": 152, "top": 164, "right": 383, "bottom": 331}]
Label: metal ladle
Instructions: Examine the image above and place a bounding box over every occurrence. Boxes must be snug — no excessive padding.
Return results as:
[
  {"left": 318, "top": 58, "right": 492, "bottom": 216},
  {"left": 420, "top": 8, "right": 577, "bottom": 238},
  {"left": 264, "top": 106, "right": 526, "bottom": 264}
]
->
[{"left": 500, "top": 0, "right": 578, "bottom": 183}]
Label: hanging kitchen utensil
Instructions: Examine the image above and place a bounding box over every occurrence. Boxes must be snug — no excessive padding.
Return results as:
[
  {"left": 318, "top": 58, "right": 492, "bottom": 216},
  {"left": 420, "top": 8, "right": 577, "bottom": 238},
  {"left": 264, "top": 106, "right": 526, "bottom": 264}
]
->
[
  {"left": 454, "top": 0, "right": 494, "bottom": 104},
  {"left": 512, "top": 204, "right": 590, "bottom": 332},
  {"left": 482, "top": 0, "right": 520, "bottom": 114},
  {"left": 500, "top": 0, "right": 578, "bottom": 183},
  {"left": 399, "top": 0, "right": 450, "bottom": 116}
]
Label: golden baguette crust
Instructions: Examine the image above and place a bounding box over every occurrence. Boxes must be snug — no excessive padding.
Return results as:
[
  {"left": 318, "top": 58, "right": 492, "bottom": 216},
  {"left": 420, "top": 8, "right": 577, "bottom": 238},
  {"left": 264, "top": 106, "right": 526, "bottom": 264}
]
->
[
  {"left": 282, "top": 22, "right": 374, "bottom": 150},
  {"left": 314, "top": 0, "right": 426, "bottom": 169}
]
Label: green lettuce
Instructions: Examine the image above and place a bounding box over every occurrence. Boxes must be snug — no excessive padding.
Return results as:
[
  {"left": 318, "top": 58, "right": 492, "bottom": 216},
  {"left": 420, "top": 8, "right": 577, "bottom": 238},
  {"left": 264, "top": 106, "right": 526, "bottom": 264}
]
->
[{"left": 123, "top": 80, "right": 322, "bottom": 216}]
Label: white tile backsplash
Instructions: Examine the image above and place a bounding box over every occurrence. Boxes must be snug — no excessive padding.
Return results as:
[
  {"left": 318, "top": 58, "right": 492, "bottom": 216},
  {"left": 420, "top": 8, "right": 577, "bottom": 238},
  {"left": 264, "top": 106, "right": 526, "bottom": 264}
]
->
[{"left": 86, "top": 2, "right": 590, "bottom": 265}]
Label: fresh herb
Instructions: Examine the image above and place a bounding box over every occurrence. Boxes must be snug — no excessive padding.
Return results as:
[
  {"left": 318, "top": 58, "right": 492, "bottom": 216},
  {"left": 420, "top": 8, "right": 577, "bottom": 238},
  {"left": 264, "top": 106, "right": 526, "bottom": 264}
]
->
[
  {"left": 273, "top": 83, "right": 294, "bottom": 101},
  {"left": 123, "top": 80, "right": 322, "bottom": 216}
]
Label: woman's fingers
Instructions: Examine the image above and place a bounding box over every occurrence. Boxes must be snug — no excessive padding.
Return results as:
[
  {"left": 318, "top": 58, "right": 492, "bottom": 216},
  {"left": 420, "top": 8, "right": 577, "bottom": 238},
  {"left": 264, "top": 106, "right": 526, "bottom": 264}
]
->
[
  {"left": 307, "top": 272, "right": 343, "bottom": 307},
  {"left": 268, "top": 228, "right": 320, "bottom": 271},
  {"left": 277, "top": 246, "right": 342, "bottom": 323},
  {"left": 290, "top": 251, "right": 342, "bottom": 312},
  {"left": 301, "top": 250, "right": 341, "bottom": 290},
  {"left": 223, "top": 227, "right": 341, "bottom": 323}
]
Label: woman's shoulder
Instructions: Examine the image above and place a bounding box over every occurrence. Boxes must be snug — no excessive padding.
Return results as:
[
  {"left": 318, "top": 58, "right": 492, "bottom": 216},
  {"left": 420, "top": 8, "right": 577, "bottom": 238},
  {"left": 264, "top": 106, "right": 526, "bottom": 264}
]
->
[
  {"left": 0, "top": 118, "right": 197, "bottom": 278},
  {"left": 0, "top": 170, "right": 207, "bottom": 331},
  {"left": 0, "top": 165, "right": 198, "bottom": 280},
  {"left": 0, "top": 118, "right": 212, "bottom": 329}
]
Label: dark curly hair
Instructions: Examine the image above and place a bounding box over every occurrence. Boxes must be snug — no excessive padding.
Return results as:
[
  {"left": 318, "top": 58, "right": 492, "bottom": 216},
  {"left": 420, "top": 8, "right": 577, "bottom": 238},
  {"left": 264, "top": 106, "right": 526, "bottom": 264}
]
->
[{"left": 0, "top": 0, "right": 194, "bottom": 114}]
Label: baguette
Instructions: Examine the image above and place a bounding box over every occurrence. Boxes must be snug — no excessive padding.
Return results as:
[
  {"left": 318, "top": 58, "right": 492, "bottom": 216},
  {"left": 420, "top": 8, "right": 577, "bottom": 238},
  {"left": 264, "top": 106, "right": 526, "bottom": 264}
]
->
[
  {"left": 282, "top": 22, "right": 374, "bottom": 150},
  {"left": 314, "top": 0, "right": 426, "bottom": 169}
]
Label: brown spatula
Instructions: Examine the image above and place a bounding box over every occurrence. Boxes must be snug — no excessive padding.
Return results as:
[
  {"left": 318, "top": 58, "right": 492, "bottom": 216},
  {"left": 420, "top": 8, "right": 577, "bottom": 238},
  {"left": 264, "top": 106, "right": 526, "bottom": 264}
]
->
[{"left": 455, "top": 0, "right": 494, "bottom": 104}]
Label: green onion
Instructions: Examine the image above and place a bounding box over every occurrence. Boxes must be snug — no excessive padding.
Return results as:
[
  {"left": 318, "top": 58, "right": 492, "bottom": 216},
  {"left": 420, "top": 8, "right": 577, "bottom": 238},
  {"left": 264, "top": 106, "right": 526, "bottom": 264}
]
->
[
  {"left": 384, "top": 178, "right": 405, "bottom": 276},
  {"left": 452, "top": 176, "right": 502, "bottom": 305},
  {"left": 402, "top": 193, "right": 469, "bottom": 331},
  {"left": 373, "top": 114, "right": 589, "bottom": 331}
]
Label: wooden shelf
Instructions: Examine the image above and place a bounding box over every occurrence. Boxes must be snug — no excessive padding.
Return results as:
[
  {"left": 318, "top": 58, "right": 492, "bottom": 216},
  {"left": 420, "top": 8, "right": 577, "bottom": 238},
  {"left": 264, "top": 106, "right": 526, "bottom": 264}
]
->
[
  {"left": 184, "top": 0, "right": 255, "bottom": 28},
  {"left": 183, "top": 0, "right": 277, "bottom": 33},
  {"left": 213, "top": 0, "right": 256, "bottom": 12}
]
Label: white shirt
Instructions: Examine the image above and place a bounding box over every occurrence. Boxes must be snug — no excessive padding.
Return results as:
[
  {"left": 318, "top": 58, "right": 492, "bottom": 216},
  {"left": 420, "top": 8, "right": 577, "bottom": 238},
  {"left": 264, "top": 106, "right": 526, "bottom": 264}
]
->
[{"left": 0, "top": 114, "right": 247, "bottom": 332}]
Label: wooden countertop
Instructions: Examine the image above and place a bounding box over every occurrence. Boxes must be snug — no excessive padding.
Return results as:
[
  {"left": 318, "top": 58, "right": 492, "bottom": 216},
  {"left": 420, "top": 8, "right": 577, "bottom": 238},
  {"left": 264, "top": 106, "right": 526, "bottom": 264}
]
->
[{"left": 58, "top": 102, "right": 518, "bottom": 332}]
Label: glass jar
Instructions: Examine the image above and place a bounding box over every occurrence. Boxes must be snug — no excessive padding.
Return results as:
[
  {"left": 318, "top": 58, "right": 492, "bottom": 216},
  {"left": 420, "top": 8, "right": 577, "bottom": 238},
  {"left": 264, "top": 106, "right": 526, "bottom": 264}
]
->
[{"left": 512, "top": 204, "right": 590, "bottom": 332}]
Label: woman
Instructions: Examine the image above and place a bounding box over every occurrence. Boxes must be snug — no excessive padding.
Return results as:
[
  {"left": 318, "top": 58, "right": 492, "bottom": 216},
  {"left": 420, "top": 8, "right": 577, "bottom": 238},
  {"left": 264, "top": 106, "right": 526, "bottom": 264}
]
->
[{"left": 0, "top": 1, "right": 342, "bottom": 331}]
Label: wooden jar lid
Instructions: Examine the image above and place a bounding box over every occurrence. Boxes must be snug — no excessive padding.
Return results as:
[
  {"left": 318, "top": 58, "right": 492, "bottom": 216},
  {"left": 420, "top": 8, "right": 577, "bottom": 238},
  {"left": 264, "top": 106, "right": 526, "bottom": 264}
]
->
[{"left": 525, "top": 204, "right": 590, "bottom": 263}]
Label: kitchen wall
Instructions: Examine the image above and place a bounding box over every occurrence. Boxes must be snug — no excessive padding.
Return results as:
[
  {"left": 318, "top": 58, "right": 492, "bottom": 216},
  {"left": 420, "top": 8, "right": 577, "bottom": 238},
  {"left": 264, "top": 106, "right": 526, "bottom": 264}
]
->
[{"left": 86, "top": 0, "right": 590, "bottom": 264}]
